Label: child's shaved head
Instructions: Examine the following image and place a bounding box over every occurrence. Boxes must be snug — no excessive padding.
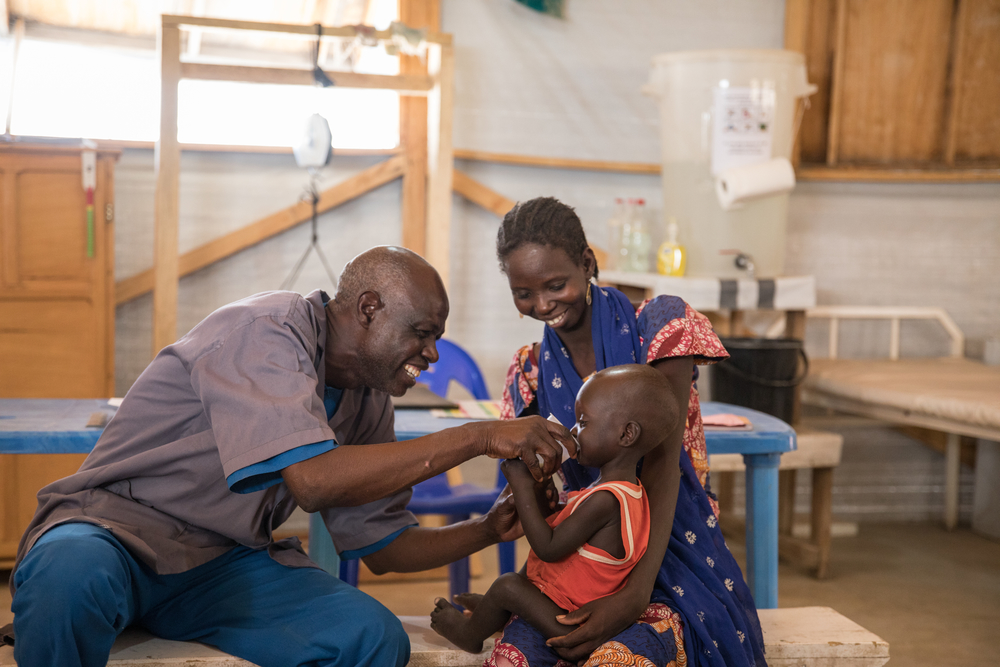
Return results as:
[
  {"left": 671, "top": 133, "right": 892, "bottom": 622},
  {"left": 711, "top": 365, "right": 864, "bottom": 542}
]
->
[{"left": 585, "top": 365, "right": 680, "bottom": 452}]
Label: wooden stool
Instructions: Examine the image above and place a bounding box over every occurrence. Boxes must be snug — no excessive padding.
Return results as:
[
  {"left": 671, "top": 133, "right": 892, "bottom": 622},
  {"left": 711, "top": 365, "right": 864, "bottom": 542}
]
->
[
  {"left": 712, "top": 427, "right": 843, "bottom": 578},
  {"left": 0, "top": 607, "right": 887, "bottom": 666}
]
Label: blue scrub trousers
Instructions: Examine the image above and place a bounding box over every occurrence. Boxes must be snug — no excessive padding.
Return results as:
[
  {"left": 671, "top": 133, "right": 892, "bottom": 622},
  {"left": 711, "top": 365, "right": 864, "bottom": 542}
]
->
[{"left": 11, "top": 523, "right": 409, "bottom": 667}]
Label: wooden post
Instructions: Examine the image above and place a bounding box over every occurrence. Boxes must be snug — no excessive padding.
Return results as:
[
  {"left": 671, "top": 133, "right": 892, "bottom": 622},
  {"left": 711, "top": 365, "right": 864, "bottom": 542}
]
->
[
  {"left": 786, "top": 310, "right": 807, "bottom": 424},
  {"left": 424, "top": 41, "right": 454, "bottom": 287},
  {"left": 811, "top": 467, "right": 834, "bottom": 578},
  {"left": 399, "top": 0, "right": 439, "bottom": 257},
  {"left": 153, "top": 20, "right": 181, "bottom": 356}
]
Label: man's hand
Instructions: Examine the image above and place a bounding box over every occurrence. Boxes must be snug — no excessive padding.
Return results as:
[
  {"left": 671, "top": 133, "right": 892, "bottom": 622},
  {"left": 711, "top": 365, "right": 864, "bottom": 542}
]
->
[
  {"left": 545, "top": 586, "right": 650, "bottom": 661},
  {"left": 480, "top": 416, "right": 574, "bottom": 482},
  {"left": 483, "top": 485, "right": 522, "bottom": 543}
]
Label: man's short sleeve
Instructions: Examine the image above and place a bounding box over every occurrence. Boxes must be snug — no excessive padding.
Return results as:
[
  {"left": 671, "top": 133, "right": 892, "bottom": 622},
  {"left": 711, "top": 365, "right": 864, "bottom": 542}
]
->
[{"left": 189, "top": 314, "right": 334, "bottom": 480}]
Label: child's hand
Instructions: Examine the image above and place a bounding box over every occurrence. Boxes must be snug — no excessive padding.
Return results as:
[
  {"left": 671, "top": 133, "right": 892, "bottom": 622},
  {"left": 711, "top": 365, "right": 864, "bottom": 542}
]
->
[{"left": 501, "top": 458, "right": 536, "bottom": 489}]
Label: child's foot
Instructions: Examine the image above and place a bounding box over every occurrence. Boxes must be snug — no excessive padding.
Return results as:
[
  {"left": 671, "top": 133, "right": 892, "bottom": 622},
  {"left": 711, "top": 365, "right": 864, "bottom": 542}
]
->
[
  {"left": 452, "top": 592, "right": 484, "bottom": 613},
  {"left": 430, "top": 597, "right": 484, "bottom": 654}
]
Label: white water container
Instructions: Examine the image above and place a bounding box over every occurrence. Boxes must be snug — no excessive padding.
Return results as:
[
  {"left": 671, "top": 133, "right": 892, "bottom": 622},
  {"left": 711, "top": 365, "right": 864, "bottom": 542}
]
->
[{"left": 644, "top": 50, "right": 816, "bottom": 278}]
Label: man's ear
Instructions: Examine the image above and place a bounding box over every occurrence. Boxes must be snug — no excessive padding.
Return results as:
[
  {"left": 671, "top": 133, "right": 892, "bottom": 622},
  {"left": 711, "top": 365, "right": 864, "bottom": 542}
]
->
[
  {"left": 620, "top": 421, "right": 641, "bottom": 448},
  {"left": 357, "top": 291, "right": 383, "bottom": 327}
]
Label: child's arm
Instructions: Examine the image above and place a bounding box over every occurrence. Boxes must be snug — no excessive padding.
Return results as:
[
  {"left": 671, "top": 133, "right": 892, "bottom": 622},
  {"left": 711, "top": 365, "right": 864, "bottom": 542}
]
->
[{"left": 501, "top": 459, "right": 619, "bottom": 562}]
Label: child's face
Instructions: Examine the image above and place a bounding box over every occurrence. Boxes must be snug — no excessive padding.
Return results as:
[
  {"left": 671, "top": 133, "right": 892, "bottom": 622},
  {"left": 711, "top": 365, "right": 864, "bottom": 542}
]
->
[{"left": 571, "top": 379, "right": 623, "bottom": 468}]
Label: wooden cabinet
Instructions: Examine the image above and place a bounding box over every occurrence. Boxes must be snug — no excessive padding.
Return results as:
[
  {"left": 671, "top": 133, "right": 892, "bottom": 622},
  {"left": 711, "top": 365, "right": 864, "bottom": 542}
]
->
[{"left": 0, "top": 144, "right": 117, "bottom": 566}]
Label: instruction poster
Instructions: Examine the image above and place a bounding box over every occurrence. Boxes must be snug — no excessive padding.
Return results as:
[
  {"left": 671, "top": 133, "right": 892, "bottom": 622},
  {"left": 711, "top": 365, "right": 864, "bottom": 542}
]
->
[{"left": 711, "top": 85, "right": 775, "bottom": 175}]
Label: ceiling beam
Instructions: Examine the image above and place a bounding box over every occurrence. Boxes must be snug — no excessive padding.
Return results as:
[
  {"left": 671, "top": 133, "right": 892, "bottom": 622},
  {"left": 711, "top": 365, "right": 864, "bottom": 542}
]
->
[
  {"left": 162, "top": 14, "right": 452, "bottom": 46},
  {"left": 179, "top": 62, "right": 433, "bottom": 93}
]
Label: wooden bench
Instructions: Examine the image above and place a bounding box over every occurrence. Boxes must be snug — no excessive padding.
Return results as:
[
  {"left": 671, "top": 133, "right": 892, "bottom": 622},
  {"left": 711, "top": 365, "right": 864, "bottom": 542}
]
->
[
  {"left": 712, "top": 428, "right": 843, "bottom": 578},
  {"left": 0, "top": 607, "right": 888, "bottom": 666}
]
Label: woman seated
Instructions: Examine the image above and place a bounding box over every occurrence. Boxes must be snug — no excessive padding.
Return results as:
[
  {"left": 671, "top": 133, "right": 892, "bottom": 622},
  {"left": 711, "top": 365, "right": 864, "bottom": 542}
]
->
[{"left": 491, "top": 197, "right": 765, "bottom": 667}]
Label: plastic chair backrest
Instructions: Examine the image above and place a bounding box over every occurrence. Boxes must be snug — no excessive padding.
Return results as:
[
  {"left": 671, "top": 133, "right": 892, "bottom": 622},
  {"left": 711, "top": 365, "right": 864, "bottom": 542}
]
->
[{"left": 417, "top": 339, "right": 490, "bottom": 400}]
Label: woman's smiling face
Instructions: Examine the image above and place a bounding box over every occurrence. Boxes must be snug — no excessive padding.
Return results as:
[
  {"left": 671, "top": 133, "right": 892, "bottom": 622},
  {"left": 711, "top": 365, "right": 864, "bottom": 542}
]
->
[{"left": 503, "top": 243, "right": 594, "bottom": 332}]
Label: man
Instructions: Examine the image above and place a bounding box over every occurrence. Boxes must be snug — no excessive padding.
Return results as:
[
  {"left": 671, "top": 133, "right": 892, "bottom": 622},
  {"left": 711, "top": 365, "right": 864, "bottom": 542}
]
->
[{"left": 9, "top": 246, "right": 571, "bottom": 667}]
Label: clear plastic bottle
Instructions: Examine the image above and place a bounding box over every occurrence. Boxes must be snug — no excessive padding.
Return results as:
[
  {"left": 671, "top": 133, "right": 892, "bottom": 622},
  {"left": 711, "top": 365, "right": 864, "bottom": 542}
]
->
[
  {"left": 657, "top": 217, "right": 687, "bottom": 276},
  {"left": 628, "top": 199, "right": 653, "bottom": 272},
  {"left": 606, "top": 198, "right": 626, "bottom": 271}
]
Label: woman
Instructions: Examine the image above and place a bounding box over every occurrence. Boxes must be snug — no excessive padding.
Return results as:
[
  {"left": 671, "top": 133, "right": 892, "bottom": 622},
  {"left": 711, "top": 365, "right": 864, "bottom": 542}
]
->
[{"left": 493, "top": 197, "right": 765, "bottom": 667}]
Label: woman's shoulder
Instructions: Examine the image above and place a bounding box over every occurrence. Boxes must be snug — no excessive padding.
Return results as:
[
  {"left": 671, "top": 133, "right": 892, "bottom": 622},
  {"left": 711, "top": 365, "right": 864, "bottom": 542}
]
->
[{"left": 636, "top": 294, "right": 689, "bottom": 322}]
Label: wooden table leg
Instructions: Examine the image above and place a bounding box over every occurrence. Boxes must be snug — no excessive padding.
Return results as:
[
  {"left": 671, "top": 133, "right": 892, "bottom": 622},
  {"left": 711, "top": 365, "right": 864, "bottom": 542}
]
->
[
  {"left": 812, "top": 467, "right": 834, "bottom": 579},
  {"left": 779, "top": 469, "right": 796, "bottom": 536},
  {"left": 945, "top": 432, "right": 961, "bottom": 530}
]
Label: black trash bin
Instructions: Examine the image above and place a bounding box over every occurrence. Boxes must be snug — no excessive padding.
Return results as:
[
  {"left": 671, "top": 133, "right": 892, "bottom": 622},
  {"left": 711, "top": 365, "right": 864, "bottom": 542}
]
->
[{"left": 709, "top": 338, "right": 809, "bottom": 424}]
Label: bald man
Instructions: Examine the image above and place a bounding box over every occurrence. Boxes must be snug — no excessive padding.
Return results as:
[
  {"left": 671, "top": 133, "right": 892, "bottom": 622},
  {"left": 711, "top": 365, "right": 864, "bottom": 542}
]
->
[{"left": 9, "top": 246, "right": 571, "bottom": 667}]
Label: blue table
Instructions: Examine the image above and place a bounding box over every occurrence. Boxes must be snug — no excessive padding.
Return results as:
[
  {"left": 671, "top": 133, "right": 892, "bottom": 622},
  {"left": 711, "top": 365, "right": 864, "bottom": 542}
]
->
[{"left": 0, "top": 399, "right": 794, "bottom": 607}]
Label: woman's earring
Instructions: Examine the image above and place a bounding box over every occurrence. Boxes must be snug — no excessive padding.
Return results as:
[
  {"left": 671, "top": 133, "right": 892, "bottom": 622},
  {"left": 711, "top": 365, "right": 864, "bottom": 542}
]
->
[
  {"left": 586, "top": 282, "right": 592, "bottom": 306},
  {"left": 519, "top": 312, "right": 524, "bottom": 319}
]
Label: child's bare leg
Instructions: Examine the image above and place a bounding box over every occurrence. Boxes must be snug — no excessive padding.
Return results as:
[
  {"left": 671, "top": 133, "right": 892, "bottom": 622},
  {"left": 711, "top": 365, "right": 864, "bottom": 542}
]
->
[
  {"left": 451, "top": 592, "right": 483, "bottom": 612},
  {"left": 430, "top": 573, "right": 576, "bottom": 653}
]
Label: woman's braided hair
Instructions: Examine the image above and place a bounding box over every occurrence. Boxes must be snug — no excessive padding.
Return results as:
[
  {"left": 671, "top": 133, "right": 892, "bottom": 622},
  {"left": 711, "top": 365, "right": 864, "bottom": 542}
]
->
[{"left": 495, "top": 197, "right": 598, "bottom": 279}]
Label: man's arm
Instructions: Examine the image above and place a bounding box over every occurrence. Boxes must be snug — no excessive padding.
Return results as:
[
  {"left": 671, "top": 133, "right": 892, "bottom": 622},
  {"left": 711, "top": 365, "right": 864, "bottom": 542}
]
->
[
  {"left": 363, "top": 483, "right": 521, "bottom": 574},
  {"left": 282, "top": 416, "right": 571, "bottom": 513},
  {"left": 547, "top": 355, "right": 692, "bottom": 660}
]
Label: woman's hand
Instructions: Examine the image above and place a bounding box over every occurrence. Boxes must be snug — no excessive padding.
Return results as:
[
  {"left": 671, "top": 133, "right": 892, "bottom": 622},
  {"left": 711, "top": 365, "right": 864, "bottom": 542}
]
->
[
  {"left": 545, "top": 586, "right": 650, "bottom": 661},
  {"left": 479, "top": 416, "right": 574, "bottom": 481}
]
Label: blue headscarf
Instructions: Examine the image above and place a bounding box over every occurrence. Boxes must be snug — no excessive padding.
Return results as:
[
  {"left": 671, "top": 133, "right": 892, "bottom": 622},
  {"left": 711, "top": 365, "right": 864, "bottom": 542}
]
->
[{"left": 536, "top": 285, "right": 641, "bottom": 489}]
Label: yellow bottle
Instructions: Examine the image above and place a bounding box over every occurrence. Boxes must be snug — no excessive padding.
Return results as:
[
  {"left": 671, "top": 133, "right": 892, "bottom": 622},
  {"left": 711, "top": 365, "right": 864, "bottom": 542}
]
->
[{"left": 657, "top": 219, "right": 687, "bottom": 276}]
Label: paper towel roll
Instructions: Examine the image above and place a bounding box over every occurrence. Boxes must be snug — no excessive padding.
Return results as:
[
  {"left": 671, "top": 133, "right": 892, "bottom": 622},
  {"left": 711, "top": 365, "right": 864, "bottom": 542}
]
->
[{"left": 715, "top": 158, "right": 796, "bottom": 211}]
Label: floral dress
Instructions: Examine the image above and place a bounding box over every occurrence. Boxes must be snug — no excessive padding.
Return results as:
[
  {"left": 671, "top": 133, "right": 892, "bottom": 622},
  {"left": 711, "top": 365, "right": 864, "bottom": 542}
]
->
[{"left": 493, "top": 287, "right": 766, "bottom": 667}]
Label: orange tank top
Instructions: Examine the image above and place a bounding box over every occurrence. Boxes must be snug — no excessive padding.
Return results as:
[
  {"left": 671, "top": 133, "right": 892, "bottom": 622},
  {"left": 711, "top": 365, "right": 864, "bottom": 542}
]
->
[{"left": 525, "top": 480, "right": 650, "bottom": 613}]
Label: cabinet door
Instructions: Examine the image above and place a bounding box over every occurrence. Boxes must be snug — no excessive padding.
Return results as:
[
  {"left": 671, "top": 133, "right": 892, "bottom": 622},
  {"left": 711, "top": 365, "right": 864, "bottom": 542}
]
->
[{"left": 0, "top": 151, "right": 114, "bottom": 398}]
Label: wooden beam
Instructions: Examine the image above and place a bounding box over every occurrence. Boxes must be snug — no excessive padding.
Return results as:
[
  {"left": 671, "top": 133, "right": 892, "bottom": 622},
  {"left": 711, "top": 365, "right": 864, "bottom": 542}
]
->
[
  {"left": 161, "top": 14, "right": 452, "bottom": 46},
  {"left": 179, "top": 63, "right": 433, "bottom": 94},
  {"left": 153, "top": 21, "right": 181, "bottom": 355},
  {"left": 452, "top": 169, "right": 515, "bottom": 218},
  {"left": 797, "top": 164, "right": 1000, "bottom": 182},
  {"left": 424, "top": 41, "right": 454, "bottom": 286},
  {"left": 116, "top": 155, "right": 406, "bottom": 305},
  {"left": 398, "top": 0, "right": 439, "bottom": 256},
  {"left": 454, "top": 148, "right": 662, "bottom": 174}
]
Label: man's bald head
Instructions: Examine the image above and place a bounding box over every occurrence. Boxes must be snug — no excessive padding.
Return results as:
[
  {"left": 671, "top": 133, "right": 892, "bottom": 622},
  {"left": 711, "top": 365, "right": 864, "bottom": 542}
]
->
[{"left": 334, "top": 246, "right": 445, "bottom": 309}]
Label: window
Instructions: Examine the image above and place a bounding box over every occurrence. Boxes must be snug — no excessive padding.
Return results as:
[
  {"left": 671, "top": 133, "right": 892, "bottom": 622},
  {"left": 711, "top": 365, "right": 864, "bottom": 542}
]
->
[{"left": 4, "top": 1, "right": 401, "bottom": 149}]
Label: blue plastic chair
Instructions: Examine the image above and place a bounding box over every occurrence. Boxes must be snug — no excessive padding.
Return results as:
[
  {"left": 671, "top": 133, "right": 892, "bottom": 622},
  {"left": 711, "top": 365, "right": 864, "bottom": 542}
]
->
[{"left": 338, "top": 339, "right": 516, "bottom": 599}]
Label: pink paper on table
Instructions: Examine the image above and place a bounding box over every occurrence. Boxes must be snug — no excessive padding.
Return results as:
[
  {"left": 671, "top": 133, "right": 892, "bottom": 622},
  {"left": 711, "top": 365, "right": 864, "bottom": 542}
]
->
[{"left": 702, "top": 413, "right": 751, "bottom": 428}]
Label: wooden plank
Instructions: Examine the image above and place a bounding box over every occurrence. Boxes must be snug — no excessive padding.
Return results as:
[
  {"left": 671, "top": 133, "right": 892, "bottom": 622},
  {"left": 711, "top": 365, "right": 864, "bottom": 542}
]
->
[
  {"left": 153, "top": 21, "right": 181, "bottom": 355},
  {"left": 797, "top": 0, "right": 838, "bottom": 164},
  {"left": 948, "top": 0, "right": 1000, "bottom": 162},
  {"left": 116, "top": 155, "right": 406, "bottom": 305},
  {"left": 161, "top": 14, "right": 453, "bottom": 45},
  {"left": 179, "top": 62, "right": 433, "bottom": 94},
  {"left": 398, "top": 0, "right": 439, "bottom": 257},
  {"left": 783, "top": 0, "right": 810, "bottom": 168},
  {"left": 454, "top": 149, "right": 662, "bottom": 174},
  {"left": 944, "top": 0, "right": 972, "bottom": 165},
  {"left": 451, "top": 169, "right": 515, "bottom": 218},
  {"left": 797, "top": 164, "right": 1000, "bottom": 182},
  {"left": 424, "top": 42, "right": 454, "bottom": 286},
  {"left": 826, "top": 0, "right": 849, "bottom": 165},
  {"left": 834, "top": 0, "right": 955, "bottom": 163}
]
